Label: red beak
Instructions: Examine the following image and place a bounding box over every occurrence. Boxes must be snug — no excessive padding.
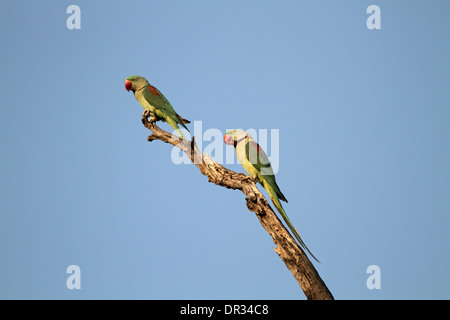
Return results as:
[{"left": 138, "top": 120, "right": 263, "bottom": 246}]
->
[
  {"left": 125, "top": 80, "right": 133, "bottom": 92},
  {"left": 224, "top": 134, "right": 233, "bottom": 145}
]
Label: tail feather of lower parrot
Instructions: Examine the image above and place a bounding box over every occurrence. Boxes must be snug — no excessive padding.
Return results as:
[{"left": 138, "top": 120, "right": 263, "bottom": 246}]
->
[{"left": 265, "top": 182, "right": 320, "bottom": 263}]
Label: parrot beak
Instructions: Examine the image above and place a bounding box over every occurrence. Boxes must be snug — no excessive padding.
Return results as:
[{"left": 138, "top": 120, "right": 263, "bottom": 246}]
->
[
  {"left": 223, "top": 134, "right": 233, "bottom": 145},
  {"left": 125, "top": 80, "right": 133, "bottom": 92}
]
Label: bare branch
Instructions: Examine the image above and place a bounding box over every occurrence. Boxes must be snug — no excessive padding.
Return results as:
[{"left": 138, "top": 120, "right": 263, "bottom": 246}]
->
[{"left": 141, "top": 114, "right": 334, "bottom": 300}]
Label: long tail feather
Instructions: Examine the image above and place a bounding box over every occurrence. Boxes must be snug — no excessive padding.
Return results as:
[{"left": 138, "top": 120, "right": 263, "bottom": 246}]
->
[
  {"left": 167, "top": 118, "right": 188, "bottom": 140},
  {"left": 265, "top": 183, "right": 320, "bottom": 263}
]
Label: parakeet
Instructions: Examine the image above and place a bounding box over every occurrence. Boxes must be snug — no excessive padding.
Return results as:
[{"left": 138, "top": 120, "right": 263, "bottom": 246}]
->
[
  {"left": 224, "top": 129, "right": 319, "bottom": 262},
  {"left": 125, "top": 75, "right": 190, "bottom": 139}
]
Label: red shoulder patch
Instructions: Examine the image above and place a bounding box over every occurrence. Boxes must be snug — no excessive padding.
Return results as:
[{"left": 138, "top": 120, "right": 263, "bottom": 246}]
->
[
  {"left": 148, "top": 85, "right": 160, "bottom": 96},
  {"left": 248, "top": 135, "right": 260, "bottom": 153}
]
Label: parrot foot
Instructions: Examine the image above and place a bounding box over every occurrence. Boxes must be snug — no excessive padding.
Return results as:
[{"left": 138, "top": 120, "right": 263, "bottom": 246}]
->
[
  {"left": 142, "top": 109, "right": 157, "bottom": 127},
  {"left": 141, "top": 110, "right": 157, "bottom": 129},
  {"left": 142, "top": 109, "right": 152, "bottom": 118}
]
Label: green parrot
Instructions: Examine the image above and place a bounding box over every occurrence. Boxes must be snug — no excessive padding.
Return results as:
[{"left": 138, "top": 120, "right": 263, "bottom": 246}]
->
[
  {"left": 125, "top": 75, "right": 190, "bottom": 139},
  {"left": 224, "top": 129, "right": 319, "bottom": 262}
]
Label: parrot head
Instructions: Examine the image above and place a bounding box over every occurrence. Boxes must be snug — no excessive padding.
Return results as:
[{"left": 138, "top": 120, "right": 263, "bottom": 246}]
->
[
  {"left": 224, "top": 129, "right": 250, "bottom": 147},
  {"left": 125, "top": 75, "right": 148, "bottom": 93}
]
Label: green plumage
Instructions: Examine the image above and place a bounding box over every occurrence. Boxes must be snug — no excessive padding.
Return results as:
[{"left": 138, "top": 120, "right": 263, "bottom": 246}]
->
[
  {"left": 225, "top": 129, "right": 319, "bottom": 262},
  {"left": 125, "top": 75, "right": 190, "bottom": 139}
]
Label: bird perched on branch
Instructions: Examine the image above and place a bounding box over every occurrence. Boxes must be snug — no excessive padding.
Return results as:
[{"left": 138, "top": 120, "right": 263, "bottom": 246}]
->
[
  {"left": 224, "top": 129, "right": 319, "bottom": 262},
  {"left": 125, "top": 75, "right": 190, "bottom": 139}
]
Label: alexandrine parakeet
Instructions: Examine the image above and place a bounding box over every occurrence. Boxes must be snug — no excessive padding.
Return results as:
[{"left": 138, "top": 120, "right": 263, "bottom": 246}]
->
[
  {"left": 224, "top": 129, "right": 319, "bottom": 262},
  {"left": 125, "top": 75, "right": 190, "bottom": 139}
]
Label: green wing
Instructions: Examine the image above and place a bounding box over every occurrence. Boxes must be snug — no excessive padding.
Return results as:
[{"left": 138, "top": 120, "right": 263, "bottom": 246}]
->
[
  {"left": 245, "top": 139, "right": 287, "bottom": 202},
  {"left": 142, "top": 85, "right": 189, "bottom": 131}
]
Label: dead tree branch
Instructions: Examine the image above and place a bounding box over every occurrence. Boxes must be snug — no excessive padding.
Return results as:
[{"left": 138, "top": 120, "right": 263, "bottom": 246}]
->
[{"left": 141, "top": 112, "right": 334, "bottom": 300}]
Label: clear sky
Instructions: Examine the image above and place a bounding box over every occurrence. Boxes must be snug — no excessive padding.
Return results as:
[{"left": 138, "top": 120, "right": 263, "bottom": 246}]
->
[{"left": 1, "top": 1, "right": 449, "bottom": 299}]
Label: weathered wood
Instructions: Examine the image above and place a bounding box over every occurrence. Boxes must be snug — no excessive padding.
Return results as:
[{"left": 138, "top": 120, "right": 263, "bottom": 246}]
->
[{"left": 141, "top": 112, "right": 334, "bottom": 300}]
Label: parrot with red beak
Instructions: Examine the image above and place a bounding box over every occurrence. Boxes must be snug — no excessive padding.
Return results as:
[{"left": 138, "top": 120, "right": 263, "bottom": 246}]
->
[
  {"left": 125, "top": 75, "right": 190, "bottom": 139},
  {"left": 224, "top": 129, "right": 319, "bottom": 262}
]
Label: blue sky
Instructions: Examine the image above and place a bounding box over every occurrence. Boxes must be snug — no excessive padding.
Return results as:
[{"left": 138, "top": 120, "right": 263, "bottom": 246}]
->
[{"left": 0, "top": 1, "right": 449, "bottom": 299}]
